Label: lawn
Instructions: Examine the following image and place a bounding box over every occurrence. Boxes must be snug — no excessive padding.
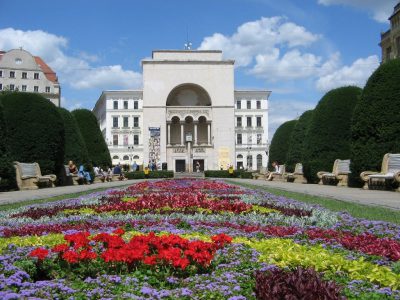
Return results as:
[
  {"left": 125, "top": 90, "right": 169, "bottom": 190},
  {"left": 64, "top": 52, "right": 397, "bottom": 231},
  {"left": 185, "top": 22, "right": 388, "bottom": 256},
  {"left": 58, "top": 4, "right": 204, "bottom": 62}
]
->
[{"left": 0, "top": 179, "right": 399, "bottom": 299}]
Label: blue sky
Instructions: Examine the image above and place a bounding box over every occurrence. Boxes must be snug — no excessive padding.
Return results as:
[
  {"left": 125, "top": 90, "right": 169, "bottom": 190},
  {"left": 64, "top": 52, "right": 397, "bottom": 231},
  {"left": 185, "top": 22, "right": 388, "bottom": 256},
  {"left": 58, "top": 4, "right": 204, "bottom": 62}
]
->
[{"left": 0, "top": 0, "right": 397, "bottom": 136}]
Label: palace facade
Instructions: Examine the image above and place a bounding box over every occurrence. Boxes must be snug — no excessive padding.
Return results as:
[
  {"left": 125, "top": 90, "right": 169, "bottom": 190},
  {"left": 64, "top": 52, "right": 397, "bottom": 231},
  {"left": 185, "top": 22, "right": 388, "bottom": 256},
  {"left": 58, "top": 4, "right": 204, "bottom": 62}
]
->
[{"left": 93, "top": 50, "right": 270, "bottom": 172}]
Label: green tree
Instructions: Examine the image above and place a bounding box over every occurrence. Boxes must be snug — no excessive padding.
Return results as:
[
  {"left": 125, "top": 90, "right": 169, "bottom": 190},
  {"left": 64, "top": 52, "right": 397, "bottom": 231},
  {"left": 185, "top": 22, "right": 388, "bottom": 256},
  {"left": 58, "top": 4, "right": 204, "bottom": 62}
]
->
[
  {"left": 303, "top": 86, "right": 361, "bottom": 183},
  {"left": 1, "top": 92, "right": 65, "bottom": 178},
  {"left": 286, "top": 110, "right": 314, "bottom": 170},
  {"left": 0, "top": 97, "right": 16, "bottom": 191},
  {"left": 351, "top": 59, "right": 400, "bottom": 186},
  {"left": 72, "top": 109, "right": 111, "bottom": 168},
  {"left": 269, "top": 120, "right": 297, "bottom": 170},
  {"left": 57, "top": 108, "right": 89, "bottom": 166}
]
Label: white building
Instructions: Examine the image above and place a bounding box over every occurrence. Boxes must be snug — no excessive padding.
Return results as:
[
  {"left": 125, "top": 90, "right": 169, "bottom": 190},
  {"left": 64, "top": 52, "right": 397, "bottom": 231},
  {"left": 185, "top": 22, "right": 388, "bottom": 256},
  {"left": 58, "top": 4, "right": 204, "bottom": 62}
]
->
[
  {"left": 93, "top": 50, "right": 270, "bottom": 172},
  {"left": 0, "top": 48, "right": 61, "bottom": 106}
]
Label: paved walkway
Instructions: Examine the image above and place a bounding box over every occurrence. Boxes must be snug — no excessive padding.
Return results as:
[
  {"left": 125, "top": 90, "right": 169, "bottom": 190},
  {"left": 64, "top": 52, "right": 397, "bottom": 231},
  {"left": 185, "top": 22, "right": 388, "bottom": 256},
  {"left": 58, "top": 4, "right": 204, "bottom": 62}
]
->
[
  {"left": 225, "top": 178, "right": 400, "bottom": 210},
  {"left": 0, "top": 179, "right": 145, "bottom": 205}
]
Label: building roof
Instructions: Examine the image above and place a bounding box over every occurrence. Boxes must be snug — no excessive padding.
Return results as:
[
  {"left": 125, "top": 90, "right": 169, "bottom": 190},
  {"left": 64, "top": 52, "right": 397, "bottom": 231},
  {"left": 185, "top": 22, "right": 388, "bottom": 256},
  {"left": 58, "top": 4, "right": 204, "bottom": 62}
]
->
[{"left": 33, "top": 56, "right": 58, "bottom": 83}]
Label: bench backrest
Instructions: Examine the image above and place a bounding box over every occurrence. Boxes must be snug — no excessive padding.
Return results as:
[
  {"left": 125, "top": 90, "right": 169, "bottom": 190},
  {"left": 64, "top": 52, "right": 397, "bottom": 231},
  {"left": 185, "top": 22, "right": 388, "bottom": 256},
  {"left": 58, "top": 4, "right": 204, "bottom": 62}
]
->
[
  {"left": 15, "top": 162, "right": 41, "bottom": 178},
  {"left": 294, "top": 163, "right": 303, "bottom": 174},
  {"left": 382, "top": 153, "right": 400, "bottom": 174},
  {"left": 259, "top": 167, "right": 267, "bottom": 174},
  {"left": 333, "top": 159, "right": 351, "bottom": 174},
  {"left": 278, "top": 164, "right": 285, "bottom": 174}
]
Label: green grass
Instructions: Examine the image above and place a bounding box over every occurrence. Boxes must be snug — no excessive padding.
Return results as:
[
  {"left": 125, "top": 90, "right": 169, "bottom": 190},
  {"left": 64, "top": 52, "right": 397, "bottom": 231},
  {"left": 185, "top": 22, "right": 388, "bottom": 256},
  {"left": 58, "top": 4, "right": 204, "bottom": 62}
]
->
[
  {"left": 0, "top": 185, "right": 131, "bottom": 212},
  {"left": 225, "top": 180, "right": 400, "bottom": 225}
]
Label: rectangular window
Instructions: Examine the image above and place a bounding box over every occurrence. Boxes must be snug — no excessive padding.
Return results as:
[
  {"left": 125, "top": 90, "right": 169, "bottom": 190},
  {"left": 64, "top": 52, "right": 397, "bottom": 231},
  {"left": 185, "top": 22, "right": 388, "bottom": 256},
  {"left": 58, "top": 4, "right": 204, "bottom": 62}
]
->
[
  {"left": 9, "top": 84, "right": 15, "bottom": 91},
  {"left": 22, "top": 85, "right": 27, "bottom": 92},
  {"left": 34, "top": 73, "right": 39, "bottom": 79},
  {"left": 134, "top": 101, "right": 138, "bottom": 109},
  {"left": 247, "top": 117, "right": 252, "bottom": 127},
  {"left": 256, "top": 101, "right": 261, "bottom": 109},
  {"left": 113, "top": 117, "right": 118, "bottom": 128},
  {"left": 45, "top": 86, "right": 50, "bottom": 93},
  {"left": 22, "top": 72, "right": 27, "bottom": 79},
  {"left": 133, "top": 117, "right": 139, "bottom": 128},
  {"left": 236, "top": 117, "right": 242, "bottom": 127},
  {"left": 257, "top": 116, "right": 262, "bottom": 127},
  {"left": 123, "top": 135, "right": 128, "bottom": 146},
  {"left": 0, "top": 70, "right": 2, "bottom": 77},
  {"left": 10, "top": 71, "right": 15, "bottom": 78},
  {"left": 113, "top": 101, "right": 118, "bottom": 109},
  {"left": 113, "top": 135, "right": 118, "bottom": 146},
  {"left": 0, "top": 83, "right": 2, "bottom": 90},
  {"left": 123, "top": 116, "right": 129, "bottom": 128},
  {"left": 247, "top": 134, "right": 252, "bottom": 145},
  {"left": 236, "top": 100, "right": 241, "bottom": 109},
  {"left": 123, "top": 100, "right": 128, "bottom": 109},
  {"left": 257, "top": 134, "right": 262, "bottom": 145},
  {"left": 237, "top": 133, "right": 242, "bottom": 145},
  {"left": 134, "top": 135, "right": 139, "bottom": 145},
  {"left": 34, "top": 86, "right": 39, "bottom": 92},
  {"left": 247, "top": 100, "right": 251, "bottom": 109}
]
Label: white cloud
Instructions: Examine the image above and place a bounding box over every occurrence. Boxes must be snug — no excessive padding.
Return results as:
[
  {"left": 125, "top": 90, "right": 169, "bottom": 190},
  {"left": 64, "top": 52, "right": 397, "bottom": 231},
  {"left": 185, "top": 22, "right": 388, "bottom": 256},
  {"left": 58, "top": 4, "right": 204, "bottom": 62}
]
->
[
  {"left": 318, "top": 0, "right": 398, "bottom": 22},
  {"left": 0, "top": 28, "right": 142, "bottom": 90},
  {"left": 316, "top": 55, "right": 380, "bottom": 92},
  {"left": 199, "top": 17, "right": 320, "bottom": 68}
]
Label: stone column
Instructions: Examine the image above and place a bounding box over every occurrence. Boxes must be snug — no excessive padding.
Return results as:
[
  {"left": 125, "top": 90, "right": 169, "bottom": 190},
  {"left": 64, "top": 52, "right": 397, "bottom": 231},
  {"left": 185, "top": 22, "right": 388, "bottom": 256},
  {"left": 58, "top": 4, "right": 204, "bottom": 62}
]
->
[
  {"left": 207, "top": 123, "right": 211, "bottom": 145},
  {"left": 167, "top": 123, "right": 171, "bottom": 146},
  {"left": 181, "top": 123, "right": 184, "bottom": 145},
  {"left": 194, "top": 123, "right": 198, "bottom": 146}
]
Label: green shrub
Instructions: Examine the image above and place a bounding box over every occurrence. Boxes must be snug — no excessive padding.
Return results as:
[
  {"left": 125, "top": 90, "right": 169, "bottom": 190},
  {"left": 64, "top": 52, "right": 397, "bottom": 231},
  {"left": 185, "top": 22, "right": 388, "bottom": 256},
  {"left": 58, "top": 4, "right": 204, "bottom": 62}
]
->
[
  {"left": 125, "top": 170, "right": 174, "bottom": 179},
  {"left": 1, "top": 92, "right": 65, "bottom": 178},
  {"left": 303, "top": 86, "right": 361, "bottom": 183},
  {"left": 71, "top": 109, "right": 111, "bottom": 168},
  {"left": 57, "top": 108, "right": 89, "bottom": 166},
  {"left": 286, "top": 110, "right": 313, "bottom": 171},
  {"left": 204, "top": 170, "right": 252, "bottom": 178},
  {"left": 351, "top": 59, "right": 400, "bottom": 186},
  {"left": 269, "top": 120, "right": 297, "bottom": 170},
  {"left": 0, "top": 98, "right": 16, "bottom": 191}
]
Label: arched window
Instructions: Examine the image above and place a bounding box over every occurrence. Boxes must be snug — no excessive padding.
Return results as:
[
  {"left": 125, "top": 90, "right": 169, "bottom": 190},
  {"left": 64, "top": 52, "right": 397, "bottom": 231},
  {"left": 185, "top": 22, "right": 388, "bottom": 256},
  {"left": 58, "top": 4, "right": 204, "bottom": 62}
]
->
[
  {"left": 247, "top": 155, "right": 253, "bottom": 170},
  {"left": 257, "top": 154, "right": 263, "bottom": 170},
  {"left": 166, "top": 84, "right": 211, "bottom": 106},
  {"left": 123, "top": 155, "right": 129, "bottom": 161},
  {"left": 133, "top": 155, "right": 139, "bottom": 159},
  {"left": 112, "top": 155, "right": 119, "bottom": 160},
  {"left": 237, "top": 154, "right": 243, "bottom": 159}
]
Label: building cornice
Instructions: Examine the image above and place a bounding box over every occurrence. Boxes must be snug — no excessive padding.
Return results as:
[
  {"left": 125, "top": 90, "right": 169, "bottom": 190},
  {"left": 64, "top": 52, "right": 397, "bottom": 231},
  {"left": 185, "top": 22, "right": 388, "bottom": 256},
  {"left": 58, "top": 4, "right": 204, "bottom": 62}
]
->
[{"left": 142, "top": 60, "right": 234, "bottom": 65}]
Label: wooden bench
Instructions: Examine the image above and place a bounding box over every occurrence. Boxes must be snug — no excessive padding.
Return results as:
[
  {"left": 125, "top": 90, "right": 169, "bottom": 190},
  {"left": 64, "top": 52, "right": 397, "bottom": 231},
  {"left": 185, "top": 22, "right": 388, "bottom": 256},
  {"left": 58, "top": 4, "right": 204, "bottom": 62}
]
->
[
  {"left": 360, "top": 153, "right": 400, "bottom": 192},
  {"left": 252, "top": 167, "right": 268, "bottom": 180},
  {"left": 284, "top": 163, "right": 307, "bottom": 184},
  {"left": 317, "top": 159, "right": 351, "bottom": 187},
  {"left": 266, "top": 164, "right": 286, "bottom": 181},
  {"left": 14, "top": 162, "right": 57, "bottom": 190}
]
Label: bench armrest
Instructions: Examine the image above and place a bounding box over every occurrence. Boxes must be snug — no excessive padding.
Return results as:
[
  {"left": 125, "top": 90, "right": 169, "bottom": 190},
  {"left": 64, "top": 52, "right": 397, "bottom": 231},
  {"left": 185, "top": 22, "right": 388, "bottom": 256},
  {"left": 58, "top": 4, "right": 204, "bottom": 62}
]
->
[
  {"left": 394, "top": 171, "right": 400, "bottom": 183},
  {"left": 360, "top": 171, "right": 378, "bottom": 182}
]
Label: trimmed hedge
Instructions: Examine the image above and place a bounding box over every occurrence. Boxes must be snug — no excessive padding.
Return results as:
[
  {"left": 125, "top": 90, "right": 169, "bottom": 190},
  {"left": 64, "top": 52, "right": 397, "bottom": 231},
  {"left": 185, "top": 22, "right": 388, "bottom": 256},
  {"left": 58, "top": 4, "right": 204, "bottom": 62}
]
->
[
  {"left": 58, "top": 108, "right": 89, "bottom": 166},
  {"left": 204, "top": 170, "right": 253, "bottom": 178},
  {"left": 0, "top": 97, "right": 16, "bottom": 191},
  {"left": 125, "top": 170, "right": 174, "bottom": 179},
  {"left": 71, "top": 109, "right": 111, "bottom": 168},
  {"left": 303, "top": 86, "right": 361, "bottom": 183},
  {"left": 351, "top": 59, "right": 400, "bottom": 186},
  {"left": 268, "top": 120, "right": 297, "bottom": 170},
  {"left": 1, "top": 92, "right": 65, "bottom": 177},
  {"left": 286, "top": 110, "right": 313, "bottom": 171}
]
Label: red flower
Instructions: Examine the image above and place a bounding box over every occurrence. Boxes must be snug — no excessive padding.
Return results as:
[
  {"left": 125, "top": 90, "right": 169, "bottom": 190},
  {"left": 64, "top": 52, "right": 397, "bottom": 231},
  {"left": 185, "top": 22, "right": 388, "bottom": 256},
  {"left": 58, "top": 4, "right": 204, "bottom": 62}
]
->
[
  {"left": 62, "top": 250, "right": 79, "bottom": 263},
  {"left": 29, "top": 248, "right": 49, "bottom": 260},
  {"left": 143, "top": 255, "right": 157, "bottom": 265},
  {"left": 52, "top": 243, "right": 69, "bottom": 253},
  {"left": 112, "top": 228, "right": 125, "bottom": 236},
  {"left": 211, "top": 233, "right": 232, "bottom": 248}
]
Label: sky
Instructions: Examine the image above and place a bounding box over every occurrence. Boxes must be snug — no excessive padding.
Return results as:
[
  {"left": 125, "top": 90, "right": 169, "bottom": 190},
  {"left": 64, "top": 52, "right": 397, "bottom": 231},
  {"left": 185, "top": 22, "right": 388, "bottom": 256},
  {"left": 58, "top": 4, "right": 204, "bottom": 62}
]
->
[{"left": 0, "top": 0, "right": 397, "bottom": 137}]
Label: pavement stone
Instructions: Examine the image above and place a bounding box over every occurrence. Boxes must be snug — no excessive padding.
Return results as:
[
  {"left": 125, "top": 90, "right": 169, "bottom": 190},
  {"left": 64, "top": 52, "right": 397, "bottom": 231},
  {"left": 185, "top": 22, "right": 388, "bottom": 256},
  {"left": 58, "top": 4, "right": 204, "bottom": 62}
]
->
[{"left": 225, "top": 178, "right": 400, "bottom": 210}]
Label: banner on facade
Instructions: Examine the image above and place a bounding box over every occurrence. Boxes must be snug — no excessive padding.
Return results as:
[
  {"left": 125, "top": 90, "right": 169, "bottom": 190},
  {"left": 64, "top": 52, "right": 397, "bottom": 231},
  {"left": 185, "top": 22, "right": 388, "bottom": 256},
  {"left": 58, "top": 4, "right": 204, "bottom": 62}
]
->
[
  {"left": 218, "top": 147, "right": 231, "bottom": 170},
  {"left": 148, "top": 127, "right": 161, "bottom": 167}
]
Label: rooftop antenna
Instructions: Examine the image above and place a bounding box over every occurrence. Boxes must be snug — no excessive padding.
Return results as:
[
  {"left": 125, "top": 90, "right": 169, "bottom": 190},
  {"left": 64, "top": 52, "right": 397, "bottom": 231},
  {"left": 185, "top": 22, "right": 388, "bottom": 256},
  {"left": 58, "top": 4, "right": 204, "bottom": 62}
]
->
[{"left": 184, "top": 26, "right": 192, "bottom": 50}]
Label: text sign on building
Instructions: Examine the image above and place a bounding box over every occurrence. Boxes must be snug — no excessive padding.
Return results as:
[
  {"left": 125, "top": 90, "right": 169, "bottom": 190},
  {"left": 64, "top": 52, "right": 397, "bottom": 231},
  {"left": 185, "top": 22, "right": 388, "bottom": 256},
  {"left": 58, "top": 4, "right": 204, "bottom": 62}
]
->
[{"left": 148, "top": 127, "right": 160, "bottom": 165}]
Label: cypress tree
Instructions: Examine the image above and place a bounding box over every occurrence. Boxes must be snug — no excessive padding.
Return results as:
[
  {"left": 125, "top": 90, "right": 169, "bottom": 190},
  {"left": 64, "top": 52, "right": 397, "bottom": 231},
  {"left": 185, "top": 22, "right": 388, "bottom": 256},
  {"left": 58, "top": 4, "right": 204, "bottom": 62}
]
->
[{"left": 269, "top": 120, "right": 297, "bottom": 170}]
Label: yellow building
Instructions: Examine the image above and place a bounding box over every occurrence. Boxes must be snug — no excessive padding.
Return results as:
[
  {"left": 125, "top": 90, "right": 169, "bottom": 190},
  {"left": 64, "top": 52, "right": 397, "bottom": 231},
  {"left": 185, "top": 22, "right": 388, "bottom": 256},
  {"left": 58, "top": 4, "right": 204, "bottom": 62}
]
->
[{"left": 380, "top": 2, "right": 400, "bottom": 63}]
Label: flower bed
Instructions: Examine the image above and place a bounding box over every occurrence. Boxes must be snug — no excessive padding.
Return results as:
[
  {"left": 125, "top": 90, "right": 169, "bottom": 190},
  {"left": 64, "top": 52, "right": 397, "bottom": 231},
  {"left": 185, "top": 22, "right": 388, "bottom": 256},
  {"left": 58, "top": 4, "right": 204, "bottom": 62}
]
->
[{"left": 1, "top": 179, "right": 400, "bottom": 299}]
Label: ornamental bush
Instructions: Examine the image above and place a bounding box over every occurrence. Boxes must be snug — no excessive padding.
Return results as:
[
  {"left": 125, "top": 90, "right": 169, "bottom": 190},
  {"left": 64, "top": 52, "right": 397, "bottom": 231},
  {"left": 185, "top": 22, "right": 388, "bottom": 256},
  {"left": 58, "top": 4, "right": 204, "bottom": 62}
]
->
[
  {"left": 0, "top": 97, "right": 16, "bottom": 191},
  {"left": 286, "top": 110, "right": 313, "bottom": 170},
  {"left": 268, "top": 120, "right": 297, "bottom": 171},
  {"left": 71, "top": 109, "right": 111, "bottom": 168},
  {"left": 0, "top": 92, "right": 65, "bottom": 178},
  {"left": 204, "top": 170, "right": 253, "bottom": 178},
  {"left": 57, "top": 108, "right": 89, "bottom": 166},
  {"left": 351, "top": 59, "right": 400, "bottom": 186},
  {"left": 303, "top": 87, "right": 361, "bottom": 183}
]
